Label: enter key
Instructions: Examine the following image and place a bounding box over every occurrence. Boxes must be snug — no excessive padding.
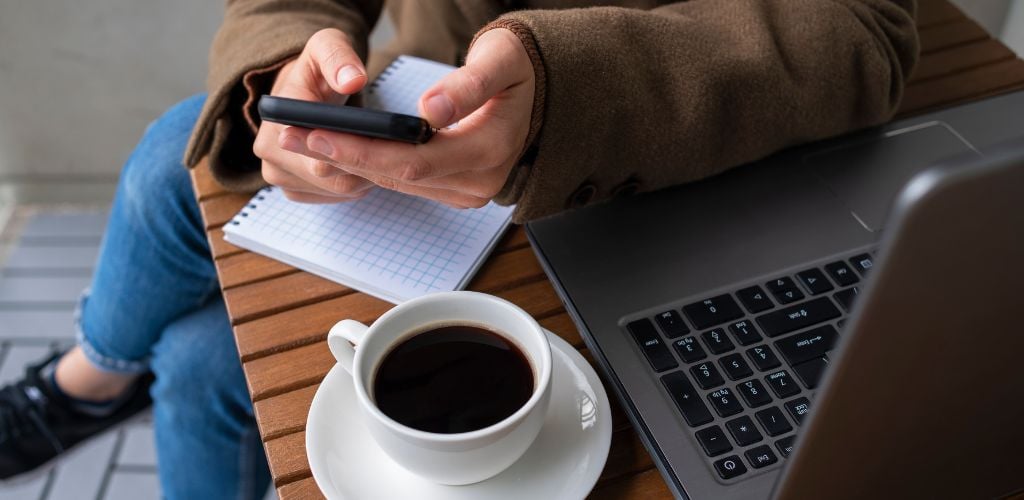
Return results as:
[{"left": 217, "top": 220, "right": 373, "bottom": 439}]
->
[{"left": 773, "top": 325, "right": 838, "bottom": 366}]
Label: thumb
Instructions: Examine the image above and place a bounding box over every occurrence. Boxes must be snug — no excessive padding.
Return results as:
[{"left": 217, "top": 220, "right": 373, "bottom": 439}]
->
[
  {"left": 305, "top": 28, "right": 367, "bottom": 95},
  {"left": 418, "top": 29, "right": 529, "bottom": 127}
]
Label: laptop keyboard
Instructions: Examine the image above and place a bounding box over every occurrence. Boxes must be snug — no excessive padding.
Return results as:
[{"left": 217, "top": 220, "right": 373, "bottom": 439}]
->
[{"left": 624, "top": 251, "right": 873, "bottom": 482}]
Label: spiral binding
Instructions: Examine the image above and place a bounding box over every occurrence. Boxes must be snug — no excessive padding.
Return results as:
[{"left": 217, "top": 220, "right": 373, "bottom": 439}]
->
[
  {"left": 230, "top": 187, "right": 272, "bottom": 226},
  {"left": 367, "top": 57, "right": 407, "bottom": 93}
]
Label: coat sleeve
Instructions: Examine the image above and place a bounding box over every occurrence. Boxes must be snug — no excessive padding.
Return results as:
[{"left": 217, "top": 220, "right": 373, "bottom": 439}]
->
[
  {"left": 183, "top": 0, "right": 383, "bottom": 191},
  {"left": 483, "top": 0, "right": 919, "bottom": 222}
]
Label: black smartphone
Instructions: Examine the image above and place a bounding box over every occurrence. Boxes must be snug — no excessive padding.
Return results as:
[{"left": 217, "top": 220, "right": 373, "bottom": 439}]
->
[{"left": 257, "top": 95, "right": 435, "bottom": 144}]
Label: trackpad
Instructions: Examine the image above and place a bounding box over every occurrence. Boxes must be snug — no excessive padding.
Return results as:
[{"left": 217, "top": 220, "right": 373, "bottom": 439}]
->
[{"left": 804, "top": 123, "right": 976, "bottom": 232}]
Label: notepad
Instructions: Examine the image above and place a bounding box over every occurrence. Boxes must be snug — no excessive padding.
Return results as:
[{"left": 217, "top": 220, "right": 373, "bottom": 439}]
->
[{"left": 224, "top": 56, "right": 515, "bottom": 304}]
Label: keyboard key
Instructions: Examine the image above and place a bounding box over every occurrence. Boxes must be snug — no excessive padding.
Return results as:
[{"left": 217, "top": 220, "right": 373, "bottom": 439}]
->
[
  {"left": 837, "top": 319, "right": 847, "bottom": 330},
  {"left": 765, "top": 370, "right": 801, "bottom": 398},
  {"left": 796, "top": 268, "right": 834, "bottom": 295},
  {"left": 707, "top": 388, "right": 743, "bottom": 417},
  {"left": 765, "top": 277, "right": 805, "bottom": 304},
  {"left": 833, "top": 286, "right": 861, "bottom": 312},
  {"left": 695, "top": 425, "right": 733, "bottom": 457},
  {"left": 755, "top": 407, "right": 793, "bottom": 436},
  {"left": 726, "top": 416, "right": 763, "bottom": 446},
  {"left": 773, "top": 324, "right": 839, "bottom": 366},
  {"left": 661, "top": 372, "right": 713, "bottom": 427},
  {"left": 849, "top": 253, "right": 874, "bottom": 276},
  {"left": 719, "top": 353, "right": 753, "bottom": 380},
  {"left": 824, "top": 260, "right": 859, "bottom": 286},
  {"left": 714, "top": 455, "right": 747, "bottom": 480},
  {"left": 729, "top": 320, "right": 762, "bottom": 346},
  {"left": 672, "top": 336, "right": 707, "bottom": 363},
  {"left": 627, "top": 319, "right": 678, "bottom": 372},
  {"left": 655, "top": 310, "right": 689, "bottom": 338},
  {"left": 736, "top": 285, "right": 774, "bottom": 313},
  {"left": 756, "top": 297, "right": 841, "bottom": 337},
  {"left": 737, "top": 379, "right": 772, "bottom": 408},
  {"left": 683, "top": 294, "right": 743, "bottom": 330},
  {"left": 746, "top": 345, "right": 781, "bottom": 371},
  {"left": 701, "top": 328, "right": 735, "bottom": 354},
  {"left": 690, "top": 362, "right": 725, "bottom": 390},
  {"left": 744, "top": 445, "right": 778, "bottom": 469},
  {"left": 785, "top": 397, "right": 811, "bottom": 425},
  {"left": 793, "top": 356, "right": 829, "bottom": 389},
  {"left": 776, "top": 435, "right": 797, "bottom": 457}
]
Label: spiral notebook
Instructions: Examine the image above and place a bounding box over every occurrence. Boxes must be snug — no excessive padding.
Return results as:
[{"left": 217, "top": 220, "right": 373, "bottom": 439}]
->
[{"left": 224, "top": 56, "right": 515, "bottom": 304}]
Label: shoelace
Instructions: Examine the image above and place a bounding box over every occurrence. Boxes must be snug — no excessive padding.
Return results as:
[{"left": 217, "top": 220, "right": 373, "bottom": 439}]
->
[{"left": 0, "top": 381, "right": 65, "bottom": 455}]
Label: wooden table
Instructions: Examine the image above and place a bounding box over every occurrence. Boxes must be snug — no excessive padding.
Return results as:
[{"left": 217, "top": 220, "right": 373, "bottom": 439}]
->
[{"left": 190, "top": 1, "right": 1024, "bottom": 497}]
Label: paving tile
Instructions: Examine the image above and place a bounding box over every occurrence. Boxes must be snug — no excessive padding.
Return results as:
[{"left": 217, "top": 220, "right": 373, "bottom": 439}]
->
[
  {"left": 0, "top": 276, "right": 90, "bottom": 304},
  {"left": 117, "top": 424, "right": 157, "bottom": 467},
  {"left": 0, "top": 470, "right": 50, "bottom": 500},
  {"left": 0, "top": 309, "right": 76, "bottom": 340},
  {"left": 47, "top": 431, "right": 119, "bottom": 500},
  {"left": 4, "top": 244, "right": 99, "bottom": 271},
  {"left": 20, "top": 213, "right": 108, "bottom": 239},
  {"left": 0, "top": 345, "right": 55, "bottom": 385},
  {"left": 102, "top": 471, "right": 161, "bottom": 500}
]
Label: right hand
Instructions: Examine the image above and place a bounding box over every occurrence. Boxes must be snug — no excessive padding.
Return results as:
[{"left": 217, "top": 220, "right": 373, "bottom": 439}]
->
[{"left": 253, "top": 28, "right": 376, "bottom": 203}]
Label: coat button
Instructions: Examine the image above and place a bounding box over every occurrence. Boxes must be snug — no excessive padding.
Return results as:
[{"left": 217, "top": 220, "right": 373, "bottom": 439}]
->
[
  {"left": 611, "top": 178, "right": 640, "bottom": 198},
  {"left": 566, "top": 182, "right": 597, "bottom": 208}
]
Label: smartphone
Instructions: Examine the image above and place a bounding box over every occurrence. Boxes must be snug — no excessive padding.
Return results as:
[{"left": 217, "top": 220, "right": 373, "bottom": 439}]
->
[{"left": 258, "top": 95, "right": 435, "bottom": 144}]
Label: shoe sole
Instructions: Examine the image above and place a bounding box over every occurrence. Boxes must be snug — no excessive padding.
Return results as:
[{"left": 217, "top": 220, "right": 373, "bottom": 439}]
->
[{"left": 0, "top": 410, "right": 152, "bottom": 486}]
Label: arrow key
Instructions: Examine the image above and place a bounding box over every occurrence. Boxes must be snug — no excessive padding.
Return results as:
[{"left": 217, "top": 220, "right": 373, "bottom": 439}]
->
[{"left": 796, "top": 268, "right": 834, "bottom": 295}]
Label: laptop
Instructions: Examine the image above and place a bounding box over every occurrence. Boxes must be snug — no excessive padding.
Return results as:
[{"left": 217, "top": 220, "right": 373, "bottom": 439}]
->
[{"left": 525, "top": 91, "right": 1024, "bottom": 499}]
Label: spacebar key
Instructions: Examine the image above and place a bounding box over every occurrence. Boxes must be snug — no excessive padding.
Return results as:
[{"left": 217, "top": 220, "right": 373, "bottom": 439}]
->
[
  {"left": 661, "top": 371, "right": 713, "bottom": 427},
  {"left": 756, "top": 298, "right": 841, "bottom": 337}
]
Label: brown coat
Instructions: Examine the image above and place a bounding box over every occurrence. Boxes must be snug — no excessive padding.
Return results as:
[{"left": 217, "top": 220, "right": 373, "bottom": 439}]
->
[{"left": 184, "top": 0, "right": 918, "bottom": 222}]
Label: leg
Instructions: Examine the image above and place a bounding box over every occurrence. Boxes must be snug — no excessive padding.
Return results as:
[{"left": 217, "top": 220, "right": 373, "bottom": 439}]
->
[
  {"left": 71, "top": 93, "right": 219, "bottom": 378},
  {"left": 150, "top": 296, "right": 271, "bottom": 500}
]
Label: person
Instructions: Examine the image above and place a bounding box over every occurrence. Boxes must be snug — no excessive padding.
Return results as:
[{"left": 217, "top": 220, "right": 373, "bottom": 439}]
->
[{"left": 0, "top": 0, "right": 918, "bottom": 498}]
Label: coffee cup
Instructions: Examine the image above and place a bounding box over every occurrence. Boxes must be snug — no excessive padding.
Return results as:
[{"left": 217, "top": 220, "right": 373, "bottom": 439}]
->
[{"left": 327, "top": 291, "right": 553, "bottom": 485}]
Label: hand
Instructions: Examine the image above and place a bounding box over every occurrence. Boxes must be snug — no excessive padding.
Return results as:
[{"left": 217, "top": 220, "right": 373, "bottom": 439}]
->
[
  {"left": 253, "top": 28, "right": 377, "bottom": 203},
  {"left": 279, "top": 28, "right": 535, "bottom": 208}
]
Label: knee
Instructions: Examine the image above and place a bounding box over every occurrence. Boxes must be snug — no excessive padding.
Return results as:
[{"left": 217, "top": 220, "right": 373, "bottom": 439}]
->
[{"left": 150, "top": 298, "right": 252, "bottom": 420}]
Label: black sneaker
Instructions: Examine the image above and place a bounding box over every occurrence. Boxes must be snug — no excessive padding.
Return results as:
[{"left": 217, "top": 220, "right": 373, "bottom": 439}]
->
[{"left": 0, "top": 352, "right": 154, "bottom": 479}]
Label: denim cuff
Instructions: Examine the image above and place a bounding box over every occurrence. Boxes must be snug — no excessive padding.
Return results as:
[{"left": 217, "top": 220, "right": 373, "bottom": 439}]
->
[{"left": 75, "top": 289, "right": 151, "bottom": 374}]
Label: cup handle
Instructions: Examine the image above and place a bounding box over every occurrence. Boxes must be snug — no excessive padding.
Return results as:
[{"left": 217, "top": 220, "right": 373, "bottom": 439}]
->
[{"left": 328, "top": 320, "right": 369, "bottom": 375}]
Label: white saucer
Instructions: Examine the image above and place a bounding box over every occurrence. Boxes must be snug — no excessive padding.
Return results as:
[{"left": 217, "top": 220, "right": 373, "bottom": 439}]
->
[{"left": 306, "top": 330, "right": 613, "bottom": 500}]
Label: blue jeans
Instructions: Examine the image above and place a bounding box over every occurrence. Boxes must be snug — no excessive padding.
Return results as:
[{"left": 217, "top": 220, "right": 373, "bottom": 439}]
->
[{"left": 77, "top": 94, "right": 271, "bottom": 500}]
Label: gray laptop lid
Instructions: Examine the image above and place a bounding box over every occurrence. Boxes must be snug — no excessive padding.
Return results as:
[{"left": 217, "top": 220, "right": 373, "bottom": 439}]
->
[{"left": 774, "top": 140, "right": 1024, "bottom": 499}]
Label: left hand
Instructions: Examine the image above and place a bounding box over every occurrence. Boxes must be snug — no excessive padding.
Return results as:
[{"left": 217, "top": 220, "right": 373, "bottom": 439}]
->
[{"left": 278, "top": 28, "right": 535, "bottom": 208}]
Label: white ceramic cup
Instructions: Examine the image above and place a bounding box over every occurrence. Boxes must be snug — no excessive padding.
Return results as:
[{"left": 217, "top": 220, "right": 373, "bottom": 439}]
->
[{"left": 327, "top": 291, "right": 553, "bottom": 485}]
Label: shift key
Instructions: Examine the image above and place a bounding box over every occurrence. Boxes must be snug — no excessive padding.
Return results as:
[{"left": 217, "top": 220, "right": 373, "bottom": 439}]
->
[
  {"left": 661, "top": 371, "right": 713, "bottom": 426},
  {"left": 756, "top": 298, "right": 840, "bottom": 337}
]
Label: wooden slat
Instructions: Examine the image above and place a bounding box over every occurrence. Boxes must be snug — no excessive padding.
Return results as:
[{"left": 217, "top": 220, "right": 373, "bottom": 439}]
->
[
  {"left": 223, "top": 273, "right": 352, "bottom": 324},
  {"left": 199, "top": 193, "right": 250, "bottom": 230},
  {"left": 254, "top": 385, "right": 318, "bottom": 441},
  {"left": 207, "top": 228, "right": 245, "bottom": 260},
  {"left": 235, "top": 293, "right": 390, "bottom": 361},
  {"left": 909, "top": 38, "right": 1015, "bottom": 83},
  {"left": 899, "top": 59, "right": 1024, "bottom": 116},
  {"left": 264, "top": 431, "right": 313, "bottom": 486},
  {"left": 189, "top": 159, "right": 231, "bottom": 201},
  {"left": 589, "top": 468, "right": 674, "bottom": 500},
  {"left": 277, "top": 477, "right": 325, "bottom": 500},
  {"left": 216, "top": 252, "right": 299, "bottom": 290},
  {"left": 918, "top": 17, "right": 989, "bottom": 54},
  {"left": 466, "top": 246, "right": 545, "bottom": 292},
  {"left": 244, "top": 341, "right": 335, "bottom": 402},
  {"left": 496, "top": 225, "right": 529, "bottom": 252}
]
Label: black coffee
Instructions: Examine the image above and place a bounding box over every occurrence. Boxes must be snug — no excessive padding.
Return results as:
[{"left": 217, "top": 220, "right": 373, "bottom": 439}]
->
[{"left": 372, "top": 324, "right": 534, "bottom": 434}]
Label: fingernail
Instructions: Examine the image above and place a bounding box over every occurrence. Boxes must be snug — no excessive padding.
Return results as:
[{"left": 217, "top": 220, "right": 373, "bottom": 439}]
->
[
  {"left": 337, "top": 65, "right": 363, "bottom": 87},
  {"left": 309, "top": 137, "right": 334, "bottom": 157},
  {"left": 279, "top": 133, "right": 303, "bottom": 153},
  {"left": 425, "top": 94, "right": 454, "bottom": 124}
]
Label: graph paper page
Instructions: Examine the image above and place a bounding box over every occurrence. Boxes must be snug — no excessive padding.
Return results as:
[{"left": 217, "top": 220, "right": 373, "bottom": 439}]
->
[{"left": 223, "top": 55, "right": 514, "bottom": 303}]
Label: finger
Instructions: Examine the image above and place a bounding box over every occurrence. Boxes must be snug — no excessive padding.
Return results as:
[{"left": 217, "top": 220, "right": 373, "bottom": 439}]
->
[
  {"left": 357, "top": 172, "right": 491, "bottom": 209},
  {"left": 263, "top": 128, "right": 376, "bottom": 197},
  {"left": 417, "top": 28, "right": 530, "bottom": 127},
  {"left": 305, "top": 28, "right": 368, "bottom": 95}
]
